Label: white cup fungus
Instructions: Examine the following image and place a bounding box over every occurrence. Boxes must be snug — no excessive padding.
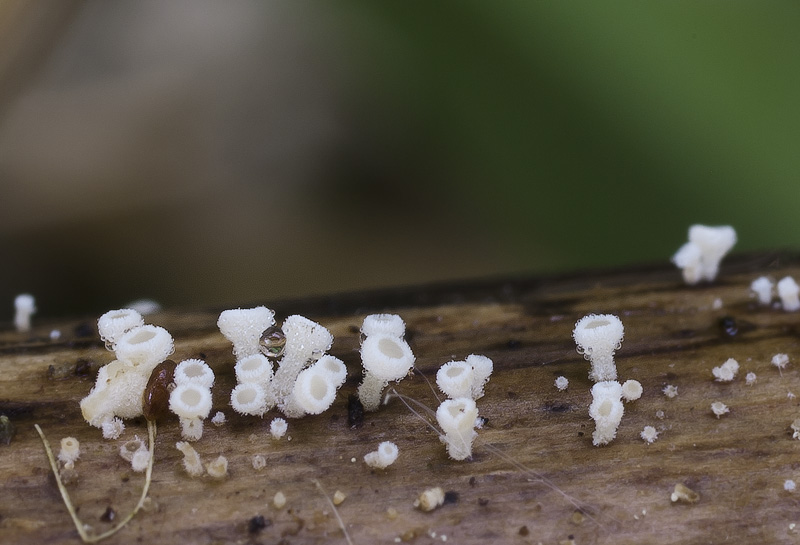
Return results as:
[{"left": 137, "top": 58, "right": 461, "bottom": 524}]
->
[
  {"left": 573, "top": 314, "right": 624, "bottom": 382},
  {"left": 436, "top": 398, "right": 479, "bottom": 460}
]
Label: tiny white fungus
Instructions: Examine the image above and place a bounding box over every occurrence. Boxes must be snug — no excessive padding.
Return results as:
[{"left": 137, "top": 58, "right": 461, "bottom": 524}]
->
[
  {"left": 711, "top": 401, "right": 729, "bottom": 418},
  {"left": 589, "top": 381, "right": 624, "bottom": 446},
  {"left": 785, "top": 480, "right": 796, "bottom": 492},
  {"left": 750, "top": 276, "right": 774, "bottom": 305},
  {"left": 333, "top": 490, "right": 346, "bottom": 505},
  {"left": 745, "top": 372, "right": 757, "bottom": 386},
  {"left": 555, "top": 376, "right": 569, "bottom": 391},
  {"left": 414, "top": 487, "right": 445, "bottom": 512},
  {"left": 772, "top": 353, "right": 790, "bottom": 374},
  {"left": 206, "top": 456, "right": 228, "bottom": 479},
  {"left": 672, "top": 224, "right": 736, "bottom": 284},
  {"left": 621, "top": 379, "right": 643, "bottom": 401},
  {"left": 778, "top": 277, "right": 800, "bottom": 312},
  {"left": 270, "top": 418, "right": 288, "bottom": 439},
  {"left": 640, "top": 426, "right": 658, "bottom": 444},
  {"left": 252, "top": 455, "right": 266, "bottom": 470},
  {"left": 364, "top": 441, "right": 399, "bottom": 469},
  {"left": 58, "top": 437, "right": 80, "bottom": 467},
  {"left": 712, "top": 358, "right": 739, "bottom": 382},
  {"left": 211, "top": 411, "right": 226, "bottom": 426},
  {"left": 13, "top": 294, "right": 36, "bottom": 333},
  {"left": 273, "top": 491, "right": 287, "bottom": 509},
  {"left": 131, "top": 449, "right": 151, "bottom": 473},
  {"left": 662, "top": 385, "right": 678, "bottom": 399},
  {"left": 176, "top": 441, "right": 204, "bottom": 477},
  {"left": 436, "top": 398, "right": 479, "bottom": 460}
]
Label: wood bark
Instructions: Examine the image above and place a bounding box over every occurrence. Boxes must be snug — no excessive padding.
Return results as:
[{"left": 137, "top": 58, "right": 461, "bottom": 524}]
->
[{"left": 1, "top": 252, "right": 799, "bottom": 544}]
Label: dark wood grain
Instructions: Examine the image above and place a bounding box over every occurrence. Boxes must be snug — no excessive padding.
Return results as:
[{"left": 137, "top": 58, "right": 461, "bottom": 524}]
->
[{"left": 2, "top": 252, "right": 800, "bottom": 544}]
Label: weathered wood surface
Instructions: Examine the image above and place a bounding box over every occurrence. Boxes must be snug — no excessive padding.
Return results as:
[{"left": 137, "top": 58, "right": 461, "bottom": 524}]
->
[{"left": 2, "top": 253, "right": 800, "bottom": 545}]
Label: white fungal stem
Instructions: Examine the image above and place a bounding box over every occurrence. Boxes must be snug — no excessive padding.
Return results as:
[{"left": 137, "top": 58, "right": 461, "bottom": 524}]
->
[
  {"left": 357, "top": 373, "right": 389, "bottom": 412},
  {"left": 35, "top": 421, "right": 156, "bottom": 543}
]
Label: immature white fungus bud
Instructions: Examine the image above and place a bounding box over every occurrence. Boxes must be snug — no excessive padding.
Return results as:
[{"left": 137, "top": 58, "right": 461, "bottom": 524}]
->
[
  {"left": 101, "top": 417, "right": 125, "bottom": 440},
  {"left": 555, "top": 376, "right": 569, "bottom": 391},
  {"left": 273, "top": 491, "right": 287, "bottom": 509},
  {"left": 711, "top": 401, "right": 729, "bottom": 418},
  {"left": 230, "top": 382, "right": 268, "bottom": 416},
  {"left": 640, "top": 426, "right": 658, "bottom": 444},
  {"left": 206, "top": 455, "right": 228, "bottom": 479},
  {"left": 58, "top": 437, "right": 80, "bottom": 468},
  {"left": 364, "top": 441, "right": 399, "bottom": 469},
  {"left": 217, "top": 306, "right": 276, "bottom": 359},
  {"left": 174, "top": 359, "right": 215, "bottom": 389},
  {"left": 13, "top": 294, "right": 36, "bottom": 333},
  {"left": 414, "top": 487, "right": 445, "bottom": 512},
  {"left": 672, "top": 225, "right": 737, "bottom": 284},
  {"left": 131, "top": 449, "right": 151, "bottom": 473},
  {"left": 120, "top": 436, "right": 146, "bottom": 462},
  {"left": 712, "top": 358, "right": 739, "bottom": 382},
  {"left": 176, "top": 441, "right": 204, "bottom": 477},
  {"left": 361, "top": 314, "right": 406, "bottom": 338},
  {"left": 589, "top": 381, "right": 624, "bottom": 446},
  {"left": 97, "top": 309, "right": 144, "bottom": 348},
  {"left": 662, "top": 384, "right": 678, "bottom": 398},
  {"left": 773, "top": 353, "right": 790, "bottom": 374},
  {"left": 234, "top": 354, "right": 274, "bottom": 386},
  {"left": 436, "top": 398, "right": 479, "bottom": 460},
  {"left": 270, "top": 418, "right": 288, "bottom": 439},
  {"left": 252, "top": 454, "right": 267, "bottom": 470},
  {"left": 621, "top": 379, "right": 643, "bottom": 401},
  {"left": 778, "top": 277, "right": 800, "bottom": 311},
  {"left": 359, "top": 333, "right": 415, "bottom": 411},
  {"left": 114, "top": 325, "right": 174, "bottom": 371},
  {"left": 745, "top": 372, "right": 757, "bottom": 386},
  {"left": 573, "top": 314, "right": 624, "bottom": 382},
  {"left": 750, "top": 277, "right": 774, "bottom": 305}
]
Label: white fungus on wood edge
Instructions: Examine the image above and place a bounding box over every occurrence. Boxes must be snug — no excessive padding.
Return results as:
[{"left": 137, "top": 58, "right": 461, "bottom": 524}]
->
[
  {"left": 270, "top": 418, "right": 288, "bottom": 439},
  {"left": 436, "top": 398, "right": 478, "bottom": 460},
  {"left": 712, "top": 358, "right": 739, "bottom": 382},
  {"left": 640, "top": 426, "right": 658, "bottom": 444},
  {"left": 58, "top": 437, "right": 80, "bottom": 469},
  {"left": 358, "top": 314, "right": 415, "bottom": 412},
  {"left": 414, "top": 487, "right": 445, "bottom": 512},
  {"left": 573, "top": 314, "right": 624, "bottom": 382},
  {"left": 662, "top": 385, "right": 678, "bottom": 399},
  {"left": 672, "top": 224, "right": 736, "bottom": 285},
  {"left": 364, "top": 441, "right": 399, "bottom": 469},
  {"left": 621, "top": 380, "right": 643, "bottom": 402},
  {"left": 555, "top": 376, "right": 569, "bottom": 391},
  {"left": 750, "top": 276, "right": 774, "bottom": 305},
  {"left": 436, "top": 355, "right": 493, "bottom": 400},
  {"left": 778, "top": 277, "right": 800, "bottom": 311},
  {"left": 711, "top": 402, "right": 729, "bottom": 418},
  {"left": 745, "top": 372, "right": 757, "bottom": 386}
]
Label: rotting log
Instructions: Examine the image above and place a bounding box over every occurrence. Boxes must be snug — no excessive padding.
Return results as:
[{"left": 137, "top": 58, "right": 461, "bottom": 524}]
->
[{"left": 1, "top": 252, "right": 800, "bottom": 545}]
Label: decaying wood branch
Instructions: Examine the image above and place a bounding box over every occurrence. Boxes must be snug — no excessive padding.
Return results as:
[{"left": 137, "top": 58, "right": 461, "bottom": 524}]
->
[{"left": 1, "top": 252, "right": 800, "bottom": 544}]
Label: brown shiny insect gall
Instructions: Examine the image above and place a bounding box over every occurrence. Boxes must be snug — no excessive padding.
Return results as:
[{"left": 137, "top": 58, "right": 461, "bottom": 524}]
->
[
  {"left": 259, "top": 326, "right": 286, "bottom": 359},
  {"left": 143, "top": 359, "right": 177, "bottom": 422}
]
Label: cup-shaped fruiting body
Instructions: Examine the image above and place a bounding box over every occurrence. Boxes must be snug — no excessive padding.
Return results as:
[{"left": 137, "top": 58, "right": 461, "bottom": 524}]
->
[
  {"left": 81, "top": 361, "right": 151, "bottom": 428},
  {"left": 271, "top": 315, "right": 334, "bottom": 403},
  {"left": 621, "top": 379, "right": 642, "bottom": 401},
  {"left": 361, "top": 314, "right": 406, "bottom": 338},
  {"left": 206, "top": 455, "right": 228, "bottom": 478},
  {"left": 174, "top": 359, "right": 215, "bottom": 389},
  {"left": 217, "top": 306, "right": 276, "bottom": 359},
  {"left": 230, "top": 382, "right": 268, "bottom": 416},
  {"left": 234, "top": 354, "right": 274, "bottom": 386},
  {"left": 358, "top": 333, "right": 415, "bottom": 411},
  {"left": 778, "top": 277, "right": 800, "bottom": 311},
  {"left": 58, "top": 437, "right": 80, "bottom": 468},
  {"left": 282, "top": 356, "right": 347, "bottom": 418},
  {"left": 436, "top": 398, "right": 479, "bottom": 460},
  {"left": 573, "top": 314, "right": 624, "bottom": 382},
  {"left": 176, "top": 441, "right": 204, "bottom": 477},
  {"left": 170, "top": 383, "right": 213, "bottom": 441},
  {"left": 589, "top": 381, "right": 624, "bottom": 446},
  {"left": 13, "top": 294, "right": 36, "bottom": 333},
  {"left": 364, "top": 441, "right": 399, "bottom": 469},
  {"left": 466, "top": 355, "right": 493, "bottom": 399},
  {"left": 115, "top": 325, "right": 174, "bottom": 372},
  {"left": 672, "top": 225, "right": 737, "bottom": 285},
  {"left": 750, "top": 277, "right": 774, "bottom": 305},
  {"left": 437, "top": 361, "right": 474, "bottom": 399},
  {"left": 97, "top": 309, "right": 144, "bottom": 349}
]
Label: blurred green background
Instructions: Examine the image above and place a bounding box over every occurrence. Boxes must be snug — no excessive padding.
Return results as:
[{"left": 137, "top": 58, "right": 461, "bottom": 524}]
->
[{"left": 0, "top": 1, "right": 798, "bottom": 319}]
